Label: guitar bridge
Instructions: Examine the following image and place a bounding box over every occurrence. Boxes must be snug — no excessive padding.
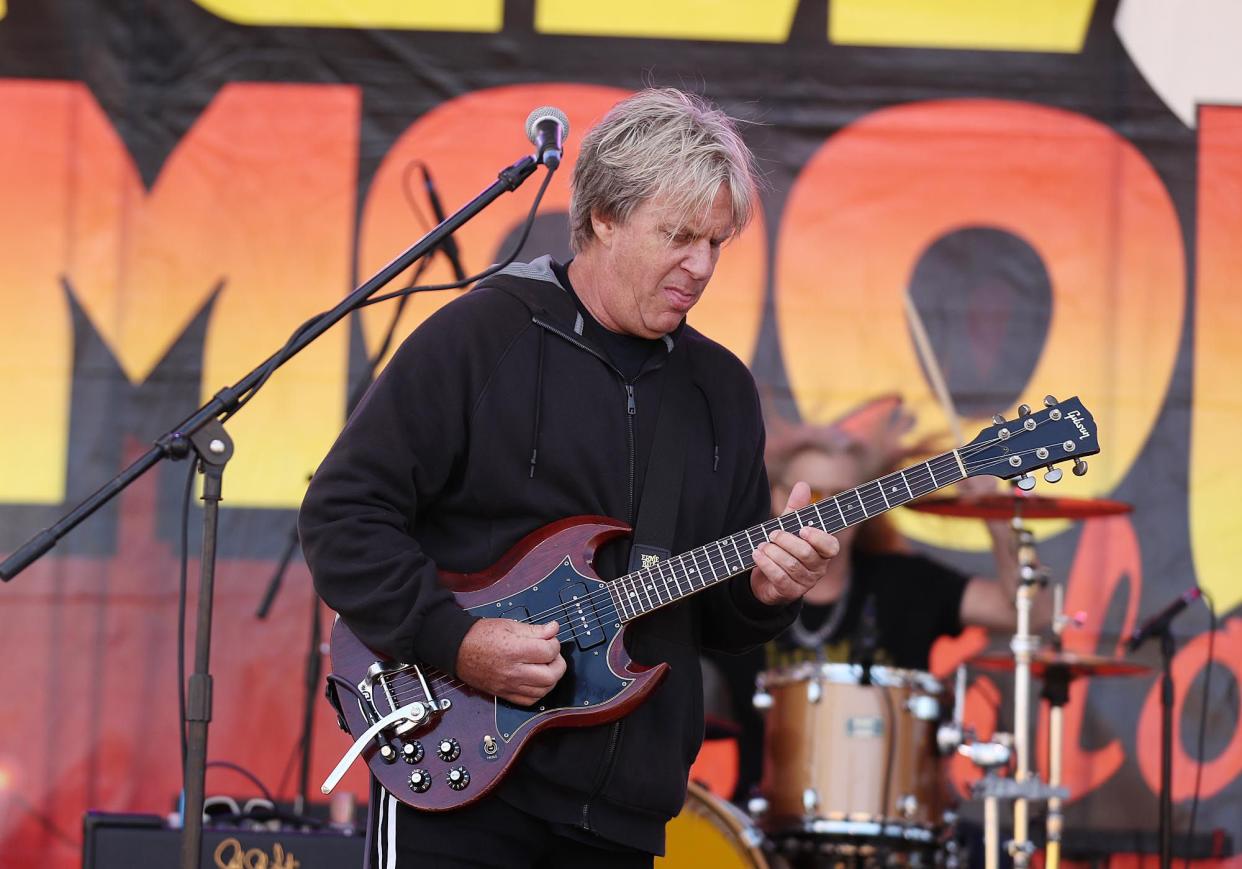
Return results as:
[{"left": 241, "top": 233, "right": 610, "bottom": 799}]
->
[{"left": 360, "top": 660, "right": 444, "bottom": 735}]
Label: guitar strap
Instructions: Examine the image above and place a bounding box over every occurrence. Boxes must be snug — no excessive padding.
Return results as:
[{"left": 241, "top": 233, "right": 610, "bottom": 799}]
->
[{"left": 626, "top": 343, "right": 692, "bottom": 574}]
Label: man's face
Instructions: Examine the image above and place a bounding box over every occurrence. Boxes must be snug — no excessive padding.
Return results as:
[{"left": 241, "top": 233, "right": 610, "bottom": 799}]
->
[{"left": 591, "top": 187, "right": 735, "bottom": 338}]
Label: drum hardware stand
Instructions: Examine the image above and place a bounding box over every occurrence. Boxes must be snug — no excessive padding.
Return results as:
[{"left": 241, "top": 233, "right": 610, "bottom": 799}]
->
[
  {"left": 1042, "top": 579, "right": 1085, "bottom": 869},
  {"left": 1008, "top": 514, "right": 1049, "bottom": 869},
  {"left": 959, "top": 732, "right": 1012, "bottom": 869},
  {"left": 1040, "top": 660, "right": 1072, "bottom": 869}
]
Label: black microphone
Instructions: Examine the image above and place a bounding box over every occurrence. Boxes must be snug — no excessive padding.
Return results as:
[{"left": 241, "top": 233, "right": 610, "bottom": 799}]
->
[
  {"left": 1126, "top": 586, "right": 1202, "bottom": 652},
  {"left": 525, "top": 106, "right": 570, "bottom": 170},
  {"left": 420, "top": 165, "right": 467, "bottom": 282}
]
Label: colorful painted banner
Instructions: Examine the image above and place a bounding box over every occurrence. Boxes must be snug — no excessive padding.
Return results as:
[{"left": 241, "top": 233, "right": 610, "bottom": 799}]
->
[{"left": 0, "top": 1, "right": 1238, "bottom": 866}]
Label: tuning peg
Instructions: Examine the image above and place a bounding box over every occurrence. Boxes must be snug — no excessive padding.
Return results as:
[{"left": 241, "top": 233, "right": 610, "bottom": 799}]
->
[
  {"left": 992, "top": 413, "right": 1006, "bottom": 424},
  {"left": 1044, "top": 395, "right": 1059, "bottom": 407},
  {"left": 1044, "top": 467, "right": 1063, "bottom": 484},
  {"left": 1015, "top": 473, "right": 1037, "bottom": 491},
  {"left": 1018, "top": 403, "right": 1032, "bottom": 417},
  {"left": 1072, "top": 458, "right": 1088, "bottom": 477}
]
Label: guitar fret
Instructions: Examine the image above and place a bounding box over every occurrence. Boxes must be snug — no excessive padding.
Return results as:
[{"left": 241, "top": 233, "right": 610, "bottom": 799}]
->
[
  {"left": 690, "top": 548, "right": 707, "bottom": 589},
  {"left": 855, "top": 488, "right": 870, "bottom": 519},
  {"left": 878, "top": 480, "right": 890, "bottom": 509},
  {"left": 612, "top": 583, "right": 630, "bottom": 621},
  {"left": 810, "top": 502, "right": 826, "bottom": 528},
  {"left": 659, "top": 559, "right": 678, "bottom": 599},
  {"left": 637, "top": 570, "right": 654, "bottom": 612},
  {"left": 650, "top": 562, "right": 667, "bottom": 604},
  {"left": 900, "top": 469, "right": 914, "bottom": 500},
  {"left": 622, "top": 580, "right": 637, "bottom": 619},
  {"left": 833, "top": 497, "right": 847, "bottom": 527},
  {"left": 670, "top": 556, "right": 690, "bottom": 598},
  {"left": 662, "top": 559, "right": 681, "bottom": 598}
]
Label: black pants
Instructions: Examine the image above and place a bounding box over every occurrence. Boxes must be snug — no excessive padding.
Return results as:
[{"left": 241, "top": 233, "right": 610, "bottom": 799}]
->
[{"left": 367, "top": 780, "right": 654, "bottom": 869}]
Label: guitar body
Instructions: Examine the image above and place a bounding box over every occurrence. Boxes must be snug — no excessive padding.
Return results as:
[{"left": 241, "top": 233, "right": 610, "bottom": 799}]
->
[{"left": 328, "top": 516, "right": 668, "bottom": 812}]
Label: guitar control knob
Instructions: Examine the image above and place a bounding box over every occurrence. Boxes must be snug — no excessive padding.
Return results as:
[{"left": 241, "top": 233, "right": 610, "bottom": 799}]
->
[
  {"left": 402, "top": 741, "right": 424, "bottom": 764},
  {"left": 437, "top": 738, "right": 461, "bottom": 762},
  {"left": 408, "top": 769, "right": 431, "bottom": 793},
  {"left": 446, "top": 766, "right": 471, "bottom": 791}
]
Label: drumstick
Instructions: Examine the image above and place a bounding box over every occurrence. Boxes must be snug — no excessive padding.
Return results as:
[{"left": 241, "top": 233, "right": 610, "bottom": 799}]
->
[{"left": 904, "top": 288, "right": 964, "bottom": 445}]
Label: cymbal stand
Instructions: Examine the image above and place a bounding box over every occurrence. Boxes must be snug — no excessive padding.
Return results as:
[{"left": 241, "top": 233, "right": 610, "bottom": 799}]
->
[
  {"left": 1043, "top": 579, "right": 1081, "bottom": 869},
  {"left": 1009, "top": 518, "right": 1047, "bottom": 868},
  {"left": 1041, "top": 659, "right": 1072, "bottom": 869}
]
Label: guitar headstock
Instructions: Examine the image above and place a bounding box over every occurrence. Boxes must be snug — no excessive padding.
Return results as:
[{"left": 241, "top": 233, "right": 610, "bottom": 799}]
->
[{"left": 961, "top": 396, "right": 1099, "bottom": 490}]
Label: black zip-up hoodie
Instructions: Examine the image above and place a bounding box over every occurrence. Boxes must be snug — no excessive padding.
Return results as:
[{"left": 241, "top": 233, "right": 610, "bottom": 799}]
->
[{"left": 299, "top": 256, "right": 797, "bottom": 854}]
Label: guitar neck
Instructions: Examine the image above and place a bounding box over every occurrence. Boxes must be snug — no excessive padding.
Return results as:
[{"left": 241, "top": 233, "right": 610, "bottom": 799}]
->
[{"left": 609, "top": 449, "right": 967, "bottom": 621}]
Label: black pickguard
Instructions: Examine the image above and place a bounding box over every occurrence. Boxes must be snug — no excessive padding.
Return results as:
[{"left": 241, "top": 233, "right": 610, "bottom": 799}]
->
[{"left": 468, "top": 558, "right": 630, "bottom": 742}]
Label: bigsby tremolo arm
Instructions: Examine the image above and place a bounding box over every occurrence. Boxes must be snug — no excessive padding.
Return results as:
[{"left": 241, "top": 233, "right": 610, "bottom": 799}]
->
[{"left": 321, "top": 661, "right": 444, "bottom": 795}]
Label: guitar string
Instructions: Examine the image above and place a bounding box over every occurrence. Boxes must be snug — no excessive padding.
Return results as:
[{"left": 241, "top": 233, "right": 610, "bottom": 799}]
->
[
  {"left": 378, "top": 439, "right": 1067, "bottom": 707},
  {"left": 507, "top": 446, "right": 984, "bottom": 628},
  {"left": 382, "top": 442, "right": 1061, "bottom": 706},
  {"left": 503, "top": 431, "right": 1021, "bottom": 628},
  {"left": 388, "top": 449, "right": 971, "bottom": 701},
  {"left": 381, "top": 437, "right": 1063, "bottom": 705}
]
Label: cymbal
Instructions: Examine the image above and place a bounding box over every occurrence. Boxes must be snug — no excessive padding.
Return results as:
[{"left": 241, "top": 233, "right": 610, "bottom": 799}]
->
[
  {"left": 970, "top": 650, "right": 1149, "bottom": 678},
  {"left": 908, "top": 494, "right": 1133, "bottom": 520}
]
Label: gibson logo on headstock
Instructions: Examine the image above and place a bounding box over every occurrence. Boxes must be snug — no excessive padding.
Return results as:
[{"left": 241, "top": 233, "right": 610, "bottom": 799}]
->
[
  {"left": 1067, "top": 409, "right": 1091, "bottom": 440},
  {"left": 214, "top": 836, "right": 300, "bottom": 869}
]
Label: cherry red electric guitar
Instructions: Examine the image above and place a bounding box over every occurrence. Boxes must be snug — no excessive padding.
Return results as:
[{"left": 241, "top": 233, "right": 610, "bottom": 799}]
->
[{"left": 320, "top": 395, "right": 1099, "bottom": 811}]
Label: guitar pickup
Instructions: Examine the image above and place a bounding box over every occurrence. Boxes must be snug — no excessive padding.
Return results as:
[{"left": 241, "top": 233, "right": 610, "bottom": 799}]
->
[{"left": 560, "top": 583, "right": 605, "bottom": 651}]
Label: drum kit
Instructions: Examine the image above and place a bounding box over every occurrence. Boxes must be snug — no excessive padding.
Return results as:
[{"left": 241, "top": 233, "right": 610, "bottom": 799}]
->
[{"left": 662, "top": 491, "right": 1143, "bottom": 869}]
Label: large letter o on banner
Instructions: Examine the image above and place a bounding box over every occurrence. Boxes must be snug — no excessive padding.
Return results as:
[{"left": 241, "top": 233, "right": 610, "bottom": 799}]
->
[{"left": 775, "top": 100, "right": 1183, "bottom": 546}]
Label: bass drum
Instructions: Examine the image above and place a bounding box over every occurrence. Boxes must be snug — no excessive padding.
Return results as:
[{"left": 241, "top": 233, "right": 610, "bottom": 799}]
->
[{"left": 659, "top": 781, "right": 771, "bottom": 868}]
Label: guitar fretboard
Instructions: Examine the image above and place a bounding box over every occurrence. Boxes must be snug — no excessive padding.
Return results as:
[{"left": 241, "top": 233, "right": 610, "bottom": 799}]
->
[{"left": 607, "top": 449, "right": 967, "bottom": 621}]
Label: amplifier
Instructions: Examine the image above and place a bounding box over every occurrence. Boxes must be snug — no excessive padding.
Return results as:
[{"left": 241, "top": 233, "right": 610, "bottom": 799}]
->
[{"left": 82, "top": 812, "right": 365, "bottom": 868}]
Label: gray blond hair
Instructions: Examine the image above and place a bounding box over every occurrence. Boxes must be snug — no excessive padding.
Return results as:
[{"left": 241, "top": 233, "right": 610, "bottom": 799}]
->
[{"left": 569, "top": 88, "right": 758, "bottom": 253}]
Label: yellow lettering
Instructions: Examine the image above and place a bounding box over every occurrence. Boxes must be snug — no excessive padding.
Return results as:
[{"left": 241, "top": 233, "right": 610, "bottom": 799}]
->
[
  {"left": 0, "top": 82, "right": 74, "bottom": 503},
  {"left": 537, "top": 0, "right": 799, "bottom": 43},
  {"left": 831, "top": 0, "right": 1095, "bottom": 53},
  {"left": 193, "top": 0, "right": 501, "bottom": 31},
  {"left": 0, "top": 81, "right": 358, "bottom": 507},
  {"left": 1190, "top": 107, "right": 1242, "bottom": 614}
]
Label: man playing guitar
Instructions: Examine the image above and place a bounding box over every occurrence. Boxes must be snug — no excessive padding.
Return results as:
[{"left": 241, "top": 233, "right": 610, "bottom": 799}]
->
[{"left": 299, "top": 88, "right": 837, "bottom": 868}]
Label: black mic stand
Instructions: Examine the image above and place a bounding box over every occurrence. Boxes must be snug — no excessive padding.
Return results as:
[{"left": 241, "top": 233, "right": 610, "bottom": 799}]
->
[
  {"left": 1131, "top": 619, "right": 1181, "bottom": 869},
  {"left": 1158, "top": 628, "right": 1175, "bottom": 869},
  {"left": 1, "top": 151, "right": 544, "bottom": 869}
]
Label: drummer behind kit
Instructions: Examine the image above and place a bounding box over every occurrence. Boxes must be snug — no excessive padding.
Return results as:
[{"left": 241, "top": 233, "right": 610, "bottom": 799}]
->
[
  {"left": 733, "top": 435, "right": 1142, "bottom": 868},
  {"left": 320, "top": 396, "right": 1121, "bottom": 867}
]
